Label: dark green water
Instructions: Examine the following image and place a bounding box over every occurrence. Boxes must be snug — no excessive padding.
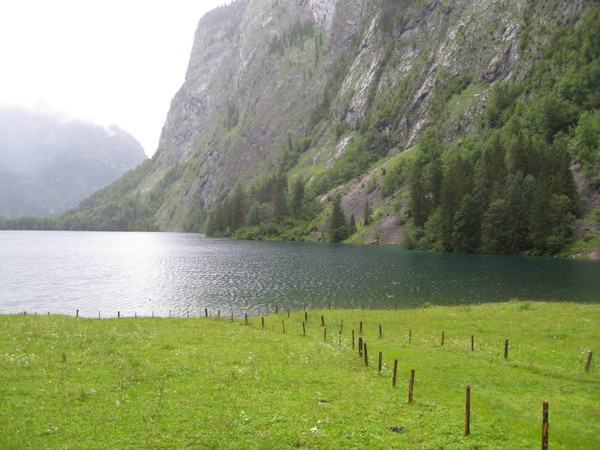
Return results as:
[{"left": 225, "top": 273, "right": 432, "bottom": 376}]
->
[{"left": 0, "top": 231, "right": 598, "bottom": 317}]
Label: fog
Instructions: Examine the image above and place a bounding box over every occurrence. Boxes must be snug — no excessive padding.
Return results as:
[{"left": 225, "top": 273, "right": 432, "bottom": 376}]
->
[{"left": 0, "top": 0, "right": 232, "bottom": 157}]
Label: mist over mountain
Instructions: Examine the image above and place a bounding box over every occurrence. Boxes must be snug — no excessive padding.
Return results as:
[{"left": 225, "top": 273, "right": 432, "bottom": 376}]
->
[
  {"left": 5, "top": 0, "right": 599, "bottom": 258},
  {"left": 0, "top": 107, "right": 147, "bottom": 217}
]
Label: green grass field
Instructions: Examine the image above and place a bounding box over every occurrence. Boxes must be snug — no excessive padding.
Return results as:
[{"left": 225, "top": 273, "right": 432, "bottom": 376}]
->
[{"left": 1, "top": 301, "right": 598, "bottom": 448}]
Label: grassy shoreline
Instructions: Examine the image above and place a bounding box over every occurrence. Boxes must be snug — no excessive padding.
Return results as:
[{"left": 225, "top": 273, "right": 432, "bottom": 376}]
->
[{"left": 1, "top": 301, "right": 598, "bottom": 448}]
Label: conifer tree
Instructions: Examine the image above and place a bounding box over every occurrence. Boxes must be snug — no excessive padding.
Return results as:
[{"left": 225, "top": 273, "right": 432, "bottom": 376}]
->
[
  {"left": 408, "top": 156, "right": 429, "bottom": 227},
  {"left": 230, "top": 185, "right": 246, "bottom": 231},
  {"left": 503, "top": 174, "right": 529, "bottom": 254},
  {"left": 451, "top": 194, "right": 482, "bottom": 253},
  {"left": 329, "top": 193, "right": 348, "bottom": 243},
  {"left": 291, "top": 177, "right": 305, "bottom": 218},
  {"left": 440, "top": 155, "right": 473, "bottom": 251},
  {"left": 363, "top": 201, "right": 372, "bottom": 226},
  {"left": 349, "top": 214, "right": 357, "bottom": 236},
  {"left": 271, "top": 172, "right": 288, "bottom": 222},
  {"left": 481, "top": 199, "right": 509, "bottom": 254}
]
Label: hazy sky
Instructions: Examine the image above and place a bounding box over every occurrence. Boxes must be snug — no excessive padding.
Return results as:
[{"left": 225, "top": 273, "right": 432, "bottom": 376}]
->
[{"left": 0, "top": 0, "right": 231, "bottom": 157}]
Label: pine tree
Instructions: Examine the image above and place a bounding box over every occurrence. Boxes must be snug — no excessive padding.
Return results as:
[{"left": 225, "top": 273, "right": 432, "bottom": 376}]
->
[
  {"left": 349, "top": 214, "right": 357, "bottom": 236},
  {"left": 529, "top": 180, "right": 553, "bottom": 254},
  {"left": 451, "top": 194, "right": 482, "bottom": 253},
  {"left": 363, "top": 201, "right": 372, "bottom": 226},
  {"left": 474, "top": 131, "right": 507, "bottom": 205},
  {"left": 230, "top": 185, "right": 246, "bottom": 231},
  {"left": 329, "top": 193, "right": 348, "bottom": 243},
  {"left": 440, "top": 155, "right": 473, "bottom": 251},
  {"left": 291, "top": 177, "right": 305, "bottom": 218},
  {"left": 271, "top": 172, "right": 288, "bottom": 222},
  {"left": 408, "top": 156, "right": 429, "bottom": 227},
  {"left": 426, "top": 158, "right": 443, "bottom": 210},
  {"left": 503, "top": 174, "right": 530, "bottom": 254},
  {"left": 481, "top": 199, "right": 509, "bottom": 254}
]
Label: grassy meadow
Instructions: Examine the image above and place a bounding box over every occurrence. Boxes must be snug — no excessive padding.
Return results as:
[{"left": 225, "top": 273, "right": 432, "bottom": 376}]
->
[{"left": 1, "top": 301, "right": 598, "bottom": 448}]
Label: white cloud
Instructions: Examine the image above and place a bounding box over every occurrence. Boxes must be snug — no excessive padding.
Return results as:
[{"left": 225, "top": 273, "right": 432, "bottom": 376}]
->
[{"left": 0, "top": 0, "right": 231, "bottom": 157}]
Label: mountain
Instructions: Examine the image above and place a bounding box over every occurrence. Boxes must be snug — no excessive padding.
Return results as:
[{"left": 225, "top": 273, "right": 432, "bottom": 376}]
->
[
  {"left": 0, "top": 108, "right": 147, "bottom": 217},
  {"left": 8, "top": 0, "right": 599, "bottom": 257}
]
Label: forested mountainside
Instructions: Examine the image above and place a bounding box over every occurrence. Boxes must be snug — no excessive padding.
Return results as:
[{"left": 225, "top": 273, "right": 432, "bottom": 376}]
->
[
  {"left": 4, "top": 0, "right": 598, "bottom": 258},
  {"left": 0, "top": 108, "right": 147, "bottom": 217}
]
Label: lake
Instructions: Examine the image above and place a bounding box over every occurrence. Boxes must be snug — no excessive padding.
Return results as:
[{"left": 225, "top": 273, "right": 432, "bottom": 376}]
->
[{"left": 0, "top": 230, "right": 598, "bottom": 317}]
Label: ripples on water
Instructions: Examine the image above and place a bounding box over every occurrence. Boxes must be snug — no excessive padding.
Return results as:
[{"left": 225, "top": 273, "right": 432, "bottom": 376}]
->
[{"left": 0, "top": 231, "right": 598, "bottom": 317}]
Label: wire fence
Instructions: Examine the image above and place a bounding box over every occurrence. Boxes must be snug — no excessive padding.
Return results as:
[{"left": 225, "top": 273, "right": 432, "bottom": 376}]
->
[{"left": 10, "top": 305, "right": 599, "bottom": 445}]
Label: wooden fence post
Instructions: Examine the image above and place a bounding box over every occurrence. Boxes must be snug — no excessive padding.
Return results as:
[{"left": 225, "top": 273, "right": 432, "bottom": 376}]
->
[
  {"left": 465, "top": 385, "right": 471, "bottom": 436},
  {"left": 364, "top": 342, "right": 368, "bottom": 366},
  {"left": 245, "top": 314, "right": 248, "bottom": 325},
  {"left": 303, "top": 321, "right": 306, "bottom": 336},
  {"left": 442, "top": 331, "right": 445, "bottom": 346},
  {"left": 76, "top": 309, "right": 79, "bottom": 318},
  {"left": 542, "top": 401, "right": 549, "bottom": 450},
  {"left": 275, "top": 305, "right": 278, "bottom": 314},
  {"left": 305, "top": 311, "right": 308, "bottom": 322},
  {"left": 282, "top": 320, "right": 285, "bottom": 334},
  {"left": 471, "top": 335, "right": 474, "bottom": 352},
  {"left": 118, "top": 311, "right": 120, "bottom": 319},
  {"left": 205, "top": 308, "right": 208, "bottom": 318},
  {"left": 324, "top": 327, "right": 327, "bottom": 342},
  {"left": 379, "top": 324, "right": 383, "bottom": 339},
  {"left": 321, "top": 315, "right": 325, "bottom": 327},
  {"left": 408, "top": 369, "right": 415, "bottom": 404},
  {"left": 352, "top": 330, "right": 355, "bottom": 349},
  {"left": 261, "top": 317, "right": 265, "bottom": 329},
  {"left": 585, "top": 351, "right": 593, "bottom": 371},
  {"left": 392, "top": 359, "right": 398, "bottom": 387},
  {"left": 360, "top": 321, "right": 363, "bottom": 335},
  {"left": 409, "top": 328, "right": 412, "bottom": 343},
  {"left": 378, "top": 351, "right": 383, "bottom": 374},
  {"left": 504, "top": 339, "right": 509, "bottom": 359},
  {"left": 358, "top": 337, "right": 363, "bottom": 357}
]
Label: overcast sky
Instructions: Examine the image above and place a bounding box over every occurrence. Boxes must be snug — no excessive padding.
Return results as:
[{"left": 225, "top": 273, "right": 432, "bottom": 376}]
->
[{"left": 0, "top": 0, "right": 231, "bottom": 157}]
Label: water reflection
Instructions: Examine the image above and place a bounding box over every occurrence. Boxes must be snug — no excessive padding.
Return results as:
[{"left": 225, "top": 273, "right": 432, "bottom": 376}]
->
[{"left": 0, "top": 231, "right": 598, "bottom": 317}]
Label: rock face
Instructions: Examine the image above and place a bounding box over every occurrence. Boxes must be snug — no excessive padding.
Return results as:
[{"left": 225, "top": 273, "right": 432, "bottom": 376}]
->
[
  {"left": 293, "top": 0, "right": 339, "bottom": 33},
  {"left": 150, "top": 0, "right": 363, "bottom": 226},
  {"left": 149, "top": 0, "right": 531, "bottom": 227},
  {"left": 0, "top": 107, "right": 146, "bottom": 217},
  {"left": 66, "top": 0, "right": 594, "bottom": 244}
]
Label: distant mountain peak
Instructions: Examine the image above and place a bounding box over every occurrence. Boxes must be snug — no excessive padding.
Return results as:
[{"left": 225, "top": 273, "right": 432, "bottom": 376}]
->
[{"left": 0, "top": 107, "right": 147, "bottom": 218}]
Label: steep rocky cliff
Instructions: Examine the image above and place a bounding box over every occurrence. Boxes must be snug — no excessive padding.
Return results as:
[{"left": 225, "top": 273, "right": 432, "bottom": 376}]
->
[
  {"left": 38, "top": 0, "right": 599, "bottom": 257},
  {"left": 152, "top": 0, "right": 521, "bottom": 223},
  {"left": 150, "top": 0, "right": 362, "bottom": 224}
]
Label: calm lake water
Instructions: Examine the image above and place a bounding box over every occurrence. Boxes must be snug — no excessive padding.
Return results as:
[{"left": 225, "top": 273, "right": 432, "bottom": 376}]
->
[{"left": 0, "top": 231, "right": 598, "bottom": 317}]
